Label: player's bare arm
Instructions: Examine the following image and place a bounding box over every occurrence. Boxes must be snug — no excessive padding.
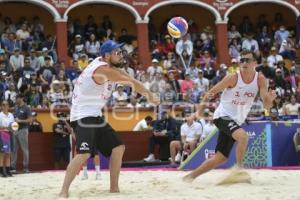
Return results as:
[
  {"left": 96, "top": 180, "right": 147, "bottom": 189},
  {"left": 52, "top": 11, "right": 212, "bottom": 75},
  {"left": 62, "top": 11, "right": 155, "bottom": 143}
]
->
[
  {"left": 194, "top": 74, "right": 237, "bottom": 118},
  {"left": 258, "top": 73, "right": 276, "bottom": 110},
  {"left": 93, "top": 66, "right": 160, "bottom": 106}
]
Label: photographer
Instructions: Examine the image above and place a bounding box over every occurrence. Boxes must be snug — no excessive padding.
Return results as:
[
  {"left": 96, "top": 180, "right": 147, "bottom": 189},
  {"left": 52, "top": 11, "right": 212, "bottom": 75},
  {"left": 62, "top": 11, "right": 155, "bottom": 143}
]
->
[{"left": 53, "top": 112, "right": 72, "bottom": 169}]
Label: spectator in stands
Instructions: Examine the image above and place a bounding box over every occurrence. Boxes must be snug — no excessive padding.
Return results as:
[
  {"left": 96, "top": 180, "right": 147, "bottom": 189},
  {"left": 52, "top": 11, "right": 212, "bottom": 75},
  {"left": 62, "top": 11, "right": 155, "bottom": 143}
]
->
[
  {"left": 228, "top": 24, "right": 241, "bottom": 42},
  {"left": 28, "top": 111, "right": 43, "bottom": 133},
  {"left": 65, "top": 60, "right": 81, "bottom": 82},
  {"left": 190, "top": 82, "right": 202, "bottom": 104},
  {"left": 180, "top": 73, "right": 193, "bottom": 97},
  {"left": 279, "top": 37, "right": 296, "bottom": 60},
  {"left": 0, "top": 100, "right": 15, "bottom": 177},
  {"left": 39, "top": 96, "right": 50, "bottom": 109},
  {"left": 39, "top": 47, "right": 54, "bottom": 67},
  {"left": 26, "top": 84, "right": 42, "bottom": 108},
  {"left": 267, "top": 46, "right": 283, "bottom": 68},
  {"left": 229, "top": 37, "right": 241, "bottom": 59},
  {"left": 152, "top": 72, "right": 167, "bottom": 94},
  {"left": 284, "top": 95, "right": 300, "bottom": 115},
  {"left": 194, "top": 70, "right": 209, "bottom": 93},
  {"left": 118, "top": 28, "right": 133, "bottom": 45},
  {"left": 84, "top": 15, "right": 97, "bottom": 39},
  {"left": 3, "top": 33, "right": 20, "bottom": 55},
  {"left": 78, "top": 54, "right": 88, "bottom": 71},
  {"left": 29, "top": 49, "right": 41, "bottom": 72},
  {"left": 272, "top": 96, "right": 284, "bottom": 116},
  {"left": 9, "top": 48, "right": 24, "bottom": 71},
  {"left": 144, "top": 111, "right": 177, "bottom": 162},
  {"left": 121, "top": 60, "right": 135, "bottom": 78},
  {"left": 256, "top": 59, "right": 274, "bottom": 79},
  {"left": 200, "top": 112, "right": 215, "bottom": 142},
  {"left": 11, "top": 94, "right": 31, "bottom": 173},
  {"left": 162, "top": 35, "right": 175, "bottom": 55},
  {"left": 31, "top": 16, "right": 44, "bottom": 42},
  {"left": 42, "top": 35, "right": 58, "bottom": 63},
  {"left": 53, "top": 112, "right": 72, "bottom": 170},
  {"left": 239, "top": 16, "right": 254, "bottom": 36},
  {"left": 185, "top": 62, "right": 199, "bottom": 81},
  {"left": 242, "top": 32, "right": 260, "bottom": 57},
  {"left": 274, "top": 68, "right": 287, "bottom": 89},
  {"left": 85, "top": 33, "right": 100, "bottom": 58},
  {"left": 147, "top": 59, "right": 163, "bottom": 81},
  {"left": 274, "top": 25, "right": 289, "bottom": 48},
  {"left": 277, "top": 61, "right": 289, "bottom": 79},
  {"left": 69, "top": 34, "right": 85, "bottom": 60},
  {"left": 47, "top": 80, "right": 64, "bottom": 106},
  {"left": 112, "top": 84, "right": 128, "bottom": 106},
  {"left": 257, "top": 25, "right": 272, "bottom": 54},
  {"left": 227, "top": 58, "right": 239, "bottom": 74},
  {"left": 4, "top": 83, "right": 16, "bottom": 107},
  {"left": 162, "top": 52, "right": 175, "bottom": 70},
  {"left": 249, "top": 96, "right": 264, "bottom": 117},
  {"left": 133, "top": 116, "right": 153, "bottom": 131},
  {"left": 286, "top": 67, "right": 300, "bottom": 93},
  {"left": 211, "top": 69, "right": 226, "bottom": 86},
  {"left": 187, "top": 20, "right": 199, "bottom": 41},
  {"left": 16, "top": 23, "right": 30, "bottom": 41},
  {"left": 161, "top": 83, "right": 176, "bottom": 103},
  {"left": 168, "top": 72, "right": 180, "bottom": 94},
  {"left": 269, "top": 107, "right": 280, "bottom": 121},
  {"left": 202, "top": 59, "right": 216, "bottom": 81},
  {"left": 38, "top": 56, "right": 56, "bottom": 85},
  {"left": 176, "top": 34, "right": 193, "bottom": 69},
  {"left": 4, "top": 17, "right": 16, "bottom": 34},
  {"left": 169, "top": 111, "right": 202, "bottom": 165}
]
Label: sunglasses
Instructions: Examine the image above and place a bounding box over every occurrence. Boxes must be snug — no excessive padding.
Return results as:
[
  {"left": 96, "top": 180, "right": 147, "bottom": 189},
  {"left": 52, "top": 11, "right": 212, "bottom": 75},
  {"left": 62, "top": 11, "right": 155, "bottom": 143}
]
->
[
  {"left": 240, "top": 58, "right": 253, "bottom": 64},
  {"left": 113, "top": 50, "right": 123, "bottom": 56}
]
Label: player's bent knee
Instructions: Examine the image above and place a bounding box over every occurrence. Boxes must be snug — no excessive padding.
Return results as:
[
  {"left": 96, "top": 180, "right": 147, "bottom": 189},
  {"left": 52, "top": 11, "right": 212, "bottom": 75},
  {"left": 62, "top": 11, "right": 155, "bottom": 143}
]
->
[
  {"left": 232, "top": 129, "right": 248, "bottom": 143},
  {"left": 113, "top": 145, "right": 125, "bottom": 153}
]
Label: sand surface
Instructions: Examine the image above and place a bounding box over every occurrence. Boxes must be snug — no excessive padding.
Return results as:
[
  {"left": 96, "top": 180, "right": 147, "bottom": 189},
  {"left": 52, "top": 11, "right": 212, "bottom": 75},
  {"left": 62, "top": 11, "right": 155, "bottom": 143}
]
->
[{"left": 1, "top": 169, "right": 300, "bottom": 200}]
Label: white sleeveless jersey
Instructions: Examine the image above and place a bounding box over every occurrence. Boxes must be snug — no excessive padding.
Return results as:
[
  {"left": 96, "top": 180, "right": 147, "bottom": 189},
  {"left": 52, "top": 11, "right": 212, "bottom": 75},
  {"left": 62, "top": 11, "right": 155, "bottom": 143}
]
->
[
  {"left": 70, "top": 57, "right": 115, "bottom": 122},
  {"left": 213, "top": 72, "right": 259, "bottom": 125}
]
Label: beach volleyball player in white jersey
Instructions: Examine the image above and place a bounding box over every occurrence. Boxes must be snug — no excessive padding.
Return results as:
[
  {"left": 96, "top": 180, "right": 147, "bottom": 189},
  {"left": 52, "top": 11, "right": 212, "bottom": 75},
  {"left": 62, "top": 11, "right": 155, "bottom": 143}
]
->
[
  {"left": 183, "top": 50, "right": 276, "bottom": 182},
  {"left": 59, "top": 40, "right": 159, "bottom": 198}
]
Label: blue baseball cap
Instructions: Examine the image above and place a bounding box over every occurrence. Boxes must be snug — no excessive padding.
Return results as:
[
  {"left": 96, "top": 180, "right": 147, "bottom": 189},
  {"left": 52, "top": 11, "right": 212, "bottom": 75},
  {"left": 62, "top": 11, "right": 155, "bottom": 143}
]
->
[{"left": 100, "top": 40, "right": 124, "bottom": 56}]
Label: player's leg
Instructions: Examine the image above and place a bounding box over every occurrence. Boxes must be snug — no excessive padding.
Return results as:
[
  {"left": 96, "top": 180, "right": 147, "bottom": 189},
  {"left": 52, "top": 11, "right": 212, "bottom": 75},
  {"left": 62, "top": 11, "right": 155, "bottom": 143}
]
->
[
  {"left": 59, "top": 118, "right": 95, "bottom": 198},
  {"left": 231, "top": 128, "right": 248, "bottom": 167},
  {"left": 81, "top": 159, "right": 88, "bottom": 180},
  {"left": 109, "top": 145, "right": 125, "bottom": 192},
  {"left": 59, "top": 153, "right": 90, "bottom": 198},
  {"left": 170, "top": 140, "right": 181, "bottom": 164},
  {"left": 183, "top": 151, "right": 227, "bottom": 183},
  {"left": 94, "top": 154, "right": 101, "bottom": 180},
  {"left": 4, "top": 153, "right": 12, "bottom": 176}
]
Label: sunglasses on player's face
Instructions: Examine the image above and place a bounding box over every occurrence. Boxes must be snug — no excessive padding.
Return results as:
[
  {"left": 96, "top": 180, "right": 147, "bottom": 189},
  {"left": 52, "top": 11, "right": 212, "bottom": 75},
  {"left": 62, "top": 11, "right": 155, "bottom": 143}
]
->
[
  {"left": 240, "top": 58, "right": 253, "bottom": 64},
  {"left": 112, "top": 49, "right": 123, "bottom": 56}
]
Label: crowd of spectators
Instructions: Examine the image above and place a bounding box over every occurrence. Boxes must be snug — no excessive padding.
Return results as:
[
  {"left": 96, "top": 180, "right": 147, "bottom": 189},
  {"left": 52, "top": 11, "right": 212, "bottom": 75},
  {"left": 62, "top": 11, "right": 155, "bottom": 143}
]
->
[{"left": 0, "top": 13, "right": 299, "bottom": 121}]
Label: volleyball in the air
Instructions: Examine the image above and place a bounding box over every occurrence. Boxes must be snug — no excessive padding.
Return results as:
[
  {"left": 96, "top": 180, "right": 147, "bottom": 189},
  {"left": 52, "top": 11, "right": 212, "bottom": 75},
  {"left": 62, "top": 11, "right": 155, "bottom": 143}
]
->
[
  {"left": 167, "top": 17, "right": 188, "bottom": 38},
  {"left": 10, "top": 122, "right": 19, "bottom": 131}
]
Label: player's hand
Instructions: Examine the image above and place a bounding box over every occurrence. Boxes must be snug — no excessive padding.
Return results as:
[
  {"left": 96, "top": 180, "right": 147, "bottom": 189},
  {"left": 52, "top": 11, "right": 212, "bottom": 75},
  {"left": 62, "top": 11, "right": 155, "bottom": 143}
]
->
[
  {"left": 268, "top": 90, "right": 277, "bottom": 102},
  {"left": 148, "top": 92, "right": 160, "bottom": 106}
]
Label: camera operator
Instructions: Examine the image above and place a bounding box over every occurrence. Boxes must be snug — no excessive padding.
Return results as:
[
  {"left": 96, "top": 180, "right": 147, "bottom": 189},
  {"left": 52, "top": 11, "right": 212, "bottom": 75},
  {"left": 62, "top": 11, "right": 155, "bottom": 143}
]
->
[{"left": 53, "top": 112, "right": 73, "bottom": 169}]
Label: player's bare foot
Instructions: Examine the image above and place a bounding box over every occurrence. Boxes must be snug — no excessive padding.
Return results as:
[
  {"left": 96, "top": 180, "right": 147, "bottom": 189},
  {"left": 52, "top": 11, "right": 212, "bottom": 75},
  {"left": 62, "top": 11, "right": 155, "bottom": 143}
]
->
[
  {"left": 110, "top": 188, "right": 120, "bottom": 193},
  {"left": 182, "top": 174, "right": 194, "bottom": 183},
  {"left": 58, "top": 191, "right": 69, "bottom": 198}
]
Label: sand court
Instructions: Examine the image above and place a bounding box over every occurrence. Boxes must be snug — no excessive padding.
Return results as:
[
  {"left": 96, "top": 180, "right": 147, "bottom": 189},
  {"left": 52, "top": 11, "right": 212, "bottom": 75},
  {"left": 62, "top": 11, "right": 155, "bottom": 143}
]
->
[{"left": 1, "top": 169, "right": 300, "bottom": 200}]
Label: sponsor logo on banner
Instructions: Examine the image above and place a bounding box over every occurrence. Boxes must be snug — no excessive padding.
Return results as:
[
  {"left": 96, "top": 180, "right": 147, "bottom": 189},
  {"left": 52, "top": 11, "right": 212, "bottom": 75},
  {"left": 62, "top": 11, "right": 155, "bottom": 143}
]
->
[
  {"left": 132, "top": 0, "right": 149, "bottom": 7},
  {"left": 52, "top": 0, "right": 69, "bottom": 8},
  {"left": 213, "top": 0, "right": 234, "bottom": 11},
  {"left": 204, "top": 149, "right": 215, "bottom": 160},
  {"left": 246, "top": 131, "right": 256, "bottom": 139}
]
